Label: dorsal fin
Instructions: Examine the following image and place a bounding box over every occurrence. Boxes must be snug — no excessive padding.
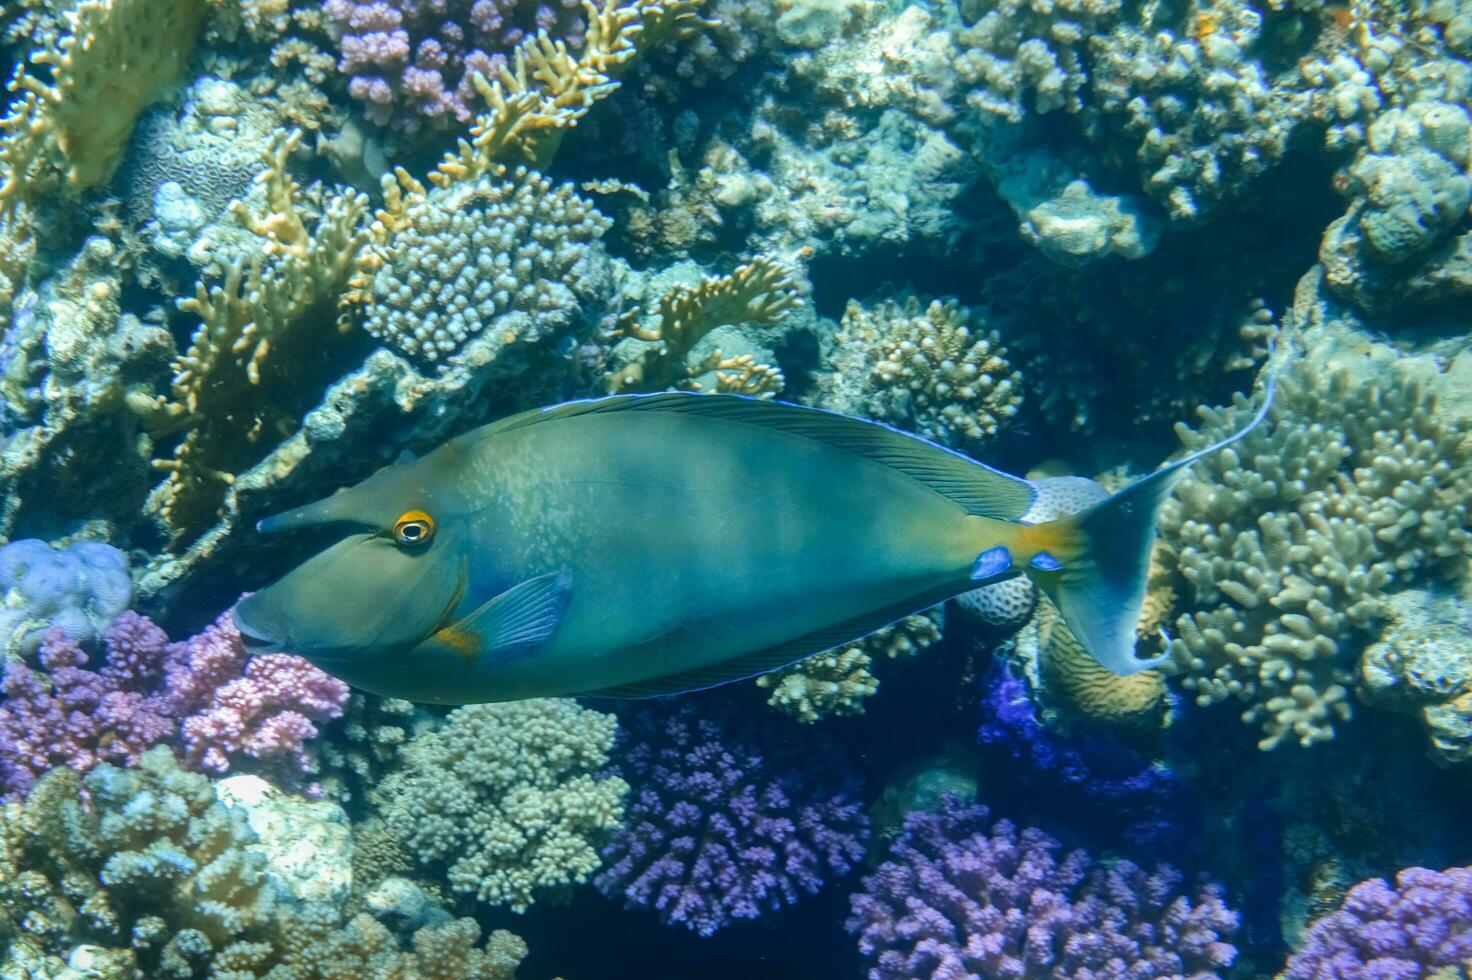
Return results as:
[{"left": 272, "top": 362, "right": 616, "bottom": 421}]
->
[{"left": 459, "top": 393, "right": 1037, "bottom": 521}]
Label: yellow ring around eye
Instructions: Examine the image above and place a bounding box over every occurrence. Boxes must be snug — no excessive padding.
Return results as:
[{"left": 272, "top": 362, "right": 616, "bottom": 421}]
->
[{"left": 393, "top": 509, "right": 435, "bottom": 546}]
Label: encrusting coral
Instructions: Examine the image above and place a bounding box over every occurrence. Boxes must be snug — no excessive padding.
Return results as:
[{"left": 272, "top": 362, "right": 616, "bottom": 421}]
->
[
  {"left": 0, "top": 538, "right": 131, "bottom": 659},
  {"left": 603, "top": 256, "right": 799, "bottom": 395},
  {"left": 372, "top": 698, "right": 628, "bottom": 913},
  {"left": 1162, "top": 319, "right": 1472, "bottom": 751},
  {"left": 821, "top": 295, "right": 1021, "bottom": 450}
]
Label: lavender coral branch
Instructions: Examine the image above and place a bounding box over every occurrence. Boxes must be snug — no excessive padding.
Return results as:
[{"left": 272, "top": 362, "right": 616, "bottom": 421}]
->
[
  {"left": 1283, "top": 866, "right": 1472, "bottom": 979},
  {"left": 596, "top": 701, "right": 868, "bottom": 936},
  {"left": 847, "top": 796, "right": 1238, "bottom": 979}
]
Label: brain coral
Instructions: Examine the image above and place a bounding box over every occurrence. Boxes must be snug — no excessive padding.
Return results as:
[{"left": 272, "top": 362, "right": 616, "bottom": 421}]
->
[
  {"left": 596, "top": 701, "right": 868, "bottom": 935},
  {"left": 1162, "top": 347, "right": 1472, "bottom": 750},
  {"left": 0, "top": 537, "right": 130, "bottom": 658},
  {"left": 361, "top": 167, "right": 611, "bottom": 364},
  {"left": 822, "top": 295, "right": 1021, "bottom": 450},
  {"left": 374, "top": 698, "right": 627, "bottom": 912},
  {"left": 847, "top": 795, "right": 1238, "bottom": 979}
]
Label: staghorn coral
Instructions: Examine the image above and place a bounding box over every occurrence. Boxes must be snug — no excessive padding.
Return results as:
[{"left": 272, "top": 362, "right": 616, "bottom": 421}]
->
[
  {"left": 137, "top": 129, "right": 369, "bottom": 545},
  {"left": 317, "top": 692, "right": 419, "bottom": 810},
  {"left": 847, "top": 795, "right": 1238, "bottom": 979},
  {"left": 1162, "top": 320, "right": 1472, "bottom": 750},
  {"left": 0, "top": 746, "right": 277, "bottom": 976},
  {"left": 374, "top": 698, "right": 627, "bottom": 912},
  {"left": 596, "top": 701, "right": 868, "bottom": 936},
  {"left": 1358, "top": 585, "right": 1472, "bottom": 766},
  {"left": 0, "top": 0, "right": 208, "bottom": 218},
  {"left": 822, "top": 295, "right": 1020, "bottom": 450},
  {"left": 359, "top": 167, "right": 611, "bottom": 365},
  {"left": 603, "top": 256, "right": 799, "bottom": 395},
  {"left": 756, "top": 608, "right": 944, "bottom": 722},
  {"left": 1282, "top": 866, "right": 1472, "bottom": 978}
]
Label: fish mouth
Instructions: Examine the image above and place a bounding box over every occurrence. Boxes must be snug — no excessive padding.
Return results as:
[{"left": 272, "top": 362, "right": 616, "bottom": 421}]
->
[{"left": 232, "top": 603, "right": 282, "bottom": 655}]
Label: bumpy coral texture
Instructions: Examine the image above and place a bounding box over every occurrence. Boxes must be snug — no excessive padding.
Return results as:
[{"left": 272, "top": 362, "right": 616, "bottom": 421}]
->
[
  {"left": 0, "top": 538, "right": 131, "bottom": 658},
  {"left": 597, "top": 701, "right": 869, "bottom": 936},
  {"left": 1162, "top": 355, "right": 1472, "bottom": 750},
  {"left": 847, "top": 796, "right": 1238, "bottom": 979},
  {"left": 756, "top": 608, "right": 943, "bottom": 722},
  {"left": 376, "top": 698, "right": 627, "bottom": 912},
  {"left": 0, "top": 615, "right": 173, "bottom": 800},
  {"left": 976, "top": 660, "right": 1185, "bottom": 855},
  {"left": 0, "top": 746, "right": 276, "bottom": 975},
  {"left": 823, "top": 295, "right": 1020, "bottom": 450},
  {"left": 324, "top": 0, "right": 585, "bottom": 131},
  {"left": 362, "top": 167, "right": 611, "bottom": 363},
  {"left": 1283, "top": 866, "right": 1472, "bottom": 979}
]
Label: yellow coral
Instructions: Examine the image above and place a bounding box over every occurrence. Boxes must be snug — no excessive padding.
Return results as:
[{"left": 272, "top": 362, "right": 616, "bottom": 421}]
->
[
  {"left": 141, "top": 130, "right": 368, "bottom": 543},
  {"left": 0, "top": 0, "right": 208, "bottom": 216},
  {"left": 604, "top": 257, "right": 799, "bottom": 393}
]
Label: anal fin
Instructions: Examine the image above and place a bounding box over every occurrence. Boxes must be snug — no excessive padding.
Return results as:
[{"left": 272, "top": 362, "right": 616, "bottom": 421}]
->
[{"left": 424, "top": 570, "right": 571, "bottom": 661}]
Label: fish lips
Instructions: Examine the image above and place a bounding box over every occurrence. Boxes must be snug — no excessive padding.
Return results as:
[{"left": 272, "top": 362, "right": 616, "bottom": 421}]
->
[{"left": 232, "top": 595, "right": 285, "bottom": 655}]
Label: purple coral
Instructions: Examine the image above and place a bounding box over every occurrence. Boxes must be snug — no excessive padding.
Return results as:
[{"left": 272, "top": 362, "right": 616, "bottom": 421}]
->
[
  {"left": 848, "top": 796, "right": 1239, "bottom": 980},
  {"left": 324, "top": 0, "right": 585, "bottom": 132},
  {"left": 163, "top": 610, "right": 350, "bottom": 780},
  {"left": 595, "top": 701, "right": 868, "bottom": 936},
  {"left": 0, "top": 613, "right": 174, "bottom": 799},
  {"left": 0, "top": 606, "right": 348, "bottom": 798},
  {"left": 977, "top": 660, "right": 1189, "bottom": 855},
  {"left": 1283, "top": 866, "right": 1472, "bottom": 979}
]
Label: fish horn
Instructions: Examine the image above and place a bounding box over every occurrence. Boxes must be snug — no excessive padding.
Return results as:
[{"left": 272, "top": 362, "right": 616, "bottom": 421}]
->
[{"left": 257, "top": 489, "right": 358, "bottom": 533}]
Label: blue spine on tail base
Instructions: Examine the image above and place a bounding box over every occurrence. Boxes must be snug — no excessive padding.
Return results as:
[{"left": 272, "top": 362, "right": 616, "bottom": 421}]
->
[{"left": 1025, "top": 365, "right": 1278, "bottom": 676}]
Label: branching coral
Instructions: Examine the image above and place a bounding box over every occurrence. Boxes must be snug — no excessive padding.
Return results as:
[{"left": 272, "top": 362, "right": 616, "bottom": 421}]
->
[
  {"left": 756, "top": 608, "right": 944, "bottom": 722},
  {"left": 823, "top": 295, "right": 1020, "bottom": 450},
  {"left": 1162, "top": 338, "right": 1472, "bottom": 750},
  {"left": 847, "top": 796, "right": 1238, "bottom": 979},
  {"left": 359, "top": 166, "right": 611, "bottom": 364},
  {"left": 0, "top": 0, "right": 208, "bottom": 217},
  {"left": 374, "top": 698, "right": 627, "bottom": 912},
  {"left": 137, "top": 129, "right": 369, "bottom": 544},
  {"left": 603, "top": 256, "right": 799, "bottom": 394},
  {"left": 597, "top": 701, "right": 868, "bottom": 935}
]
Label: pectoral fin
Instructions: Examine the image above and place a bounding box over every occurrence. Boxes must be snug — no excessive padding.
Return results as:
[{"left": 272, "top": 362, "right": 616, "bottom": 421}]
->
[{"left": 425, "top": 571, "right": 571, "bottom": 661}]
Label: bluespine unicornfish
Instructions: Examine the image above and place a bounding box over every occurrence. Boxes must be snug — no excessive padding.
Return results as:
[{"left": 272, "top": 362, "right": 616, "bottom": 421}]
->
[{"left": 233, "top": 381, "right": 1274, "bottom": 704}]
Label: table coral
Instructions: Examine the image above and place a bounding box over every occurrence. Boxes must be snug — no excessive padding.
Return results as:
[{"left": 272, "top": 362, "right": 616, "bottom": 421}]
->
[
  {"left": 1162, "top": 334, "right": 1472, "bottom": 750},
  {"left": 822, "top": 295, "right": 1021, "bottom": 450},
  {"left": 360, "top": 167, "right": 611, "bottom": 364},
  {"left": 374, "top": 698, "right": 627, "bottom": 912},
  {"left": 1282, "top": 866, "right": 1472, "bottom": 978},
  {"left": 756, "top": 607, "right": 944, "bottom": 722},
  {"left": 596, "top": 701, "right": 868, "bottom": 935},
  {"left": 847, "top": 795, "right": 1239, "bottom": 979}
]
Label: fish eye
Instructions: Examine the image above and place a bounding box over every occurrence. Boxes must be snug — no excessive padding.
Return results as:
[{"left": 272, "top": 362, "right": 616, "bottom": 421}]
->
[{"left": 393, "top": 510, "right": 435, "bottom": 546}]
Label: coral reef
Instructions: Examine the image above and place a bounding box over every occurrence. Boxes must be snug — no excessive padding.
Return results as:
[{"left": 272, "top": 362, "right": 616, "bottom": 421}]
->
[
  {"left": 597, "top": 701, "right": 868, "bottom": 935},
  {"left": 821, "top": 295, "right": 1020, "bottom": 450},
  {"left": 1359, "top": 584, "right": 1472, "bottom": 766},
  {"left": 1162, "top": 312, "right": 1472, "bottom": 750},
  {"left": 1282, "top": 866, "right": 1472, "bottom": 978},
  {"left": 317, "top": 692, "right": 419, "bottom": 809},
  {"left": 0, "top": 538, "right": 130, "bottom": 658},
  {"left": 374, "top": 698, "right": 627, "bottom": 912},
  {"left": 847, "top": 795, "right": 1239, "bottom": 979},
  {"left": 756, "top": 608, "right": 944, "bottom": 722},
  {"left": 976, "top": 659, "right": 1186, "bottom": 854},
  {"left": 360, "top": 167, "right": 611, "bottom": 364}
]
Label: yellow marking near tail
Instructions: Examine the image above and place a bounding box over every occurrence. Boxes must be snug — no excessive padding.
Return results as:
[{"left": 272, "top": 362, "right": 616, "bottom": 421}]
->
[
  {"left": 1012, "top": 519, "right": 1088, "bottom": 566},
  {"left": 433, "top": 624, "right": 482, "bottom": 660}
]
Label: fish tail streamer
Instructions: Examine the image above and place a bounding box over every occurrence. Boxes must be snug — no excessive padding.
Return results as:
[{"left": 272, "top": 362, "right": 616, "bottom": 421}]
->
[{"left": 1023, "top": 363, "right": 1278, "bottom": 675}]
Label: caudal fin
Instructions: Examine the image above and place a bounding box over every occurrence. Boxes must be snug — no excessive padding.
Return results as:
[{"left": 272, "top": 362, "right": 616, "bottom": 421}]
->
[{"left": 1024, "top": 370, "right": 1277, "bottom": 675}]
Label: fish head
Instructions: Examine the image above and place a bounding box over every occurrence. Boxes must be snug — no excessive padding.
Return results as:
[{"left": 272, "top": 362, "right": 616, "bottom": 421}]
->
[{"left": 234, "top": 452, "right": 471, "bottom": 663}]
